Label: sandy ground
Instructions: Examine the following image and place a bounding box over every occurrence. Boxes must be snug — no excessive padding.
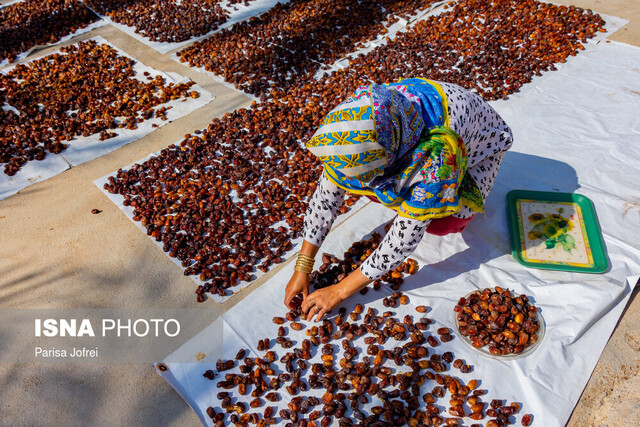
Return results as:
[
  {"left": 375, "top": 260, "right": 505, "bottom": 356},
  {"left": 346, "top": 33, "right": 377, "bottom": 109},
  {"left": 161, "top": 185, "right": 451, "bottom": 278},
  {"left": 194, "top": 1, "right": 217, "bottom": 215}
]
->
[{"left": 0, "top": 1, "right": 638, "bottom": 426}]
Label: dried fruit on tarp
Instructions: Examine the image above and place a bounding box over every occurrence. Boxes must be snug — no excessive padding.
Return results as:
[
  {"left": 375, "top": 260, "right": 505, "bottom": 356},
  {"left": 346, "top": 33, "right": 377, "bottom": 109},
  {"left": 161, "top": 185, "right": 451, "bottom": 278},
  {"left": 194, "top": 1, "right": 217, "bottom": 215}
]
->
[
  {"left": 290, "top": 322, "right": 304, "bottom": 331},
  {"left": 455, "top": 287, "right": 540, "bottom": 354},
  {"left": 85, "top": 0, "right": 229, "bottom": 43},
  {"left": 1, "top": 40, "right": 196, "bottom": 176},
  {"left": 0, "top": 0, "right": 99, "bottom": 63},
  {"left": 216, "top": 360, "right": 234, "bottom": 372}
]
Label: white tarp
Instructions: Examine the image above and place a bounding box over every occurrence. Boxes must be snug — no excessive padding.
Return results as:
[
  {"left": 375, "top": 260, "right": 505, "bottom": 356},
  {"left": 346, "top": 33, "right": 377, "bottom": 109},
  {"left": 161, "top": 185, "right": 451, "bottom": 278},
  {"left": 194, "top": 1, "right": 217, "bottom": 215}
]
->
[
  {"left": 156, "top": 39, "right": 640, "bottom": 426},
  {"left": 0, "top": 36, "right": 213, "bottom": 200}
]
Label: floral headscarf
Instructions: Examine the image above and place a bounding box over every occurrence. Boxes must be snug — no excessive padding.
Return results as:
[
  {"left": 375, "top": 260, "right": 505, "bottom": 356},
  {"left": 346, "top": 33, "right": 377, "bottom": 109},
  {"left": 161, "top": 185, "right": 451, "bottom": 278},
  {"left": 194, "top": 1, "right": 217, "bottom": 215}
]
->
[{"left": 306, "top": 78, "right": 483, "bottom": 220}]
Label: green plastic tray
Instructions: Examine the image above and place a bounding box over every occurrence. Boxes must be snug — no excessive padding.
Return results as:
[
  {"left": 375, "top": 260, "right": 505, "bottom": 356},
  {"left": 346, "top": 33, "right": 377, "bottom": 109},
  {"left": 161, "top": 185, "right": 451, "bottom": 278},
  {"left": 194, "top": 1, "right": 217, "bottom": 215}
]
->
[{"left": 506, "top": 190, "right": 608, "bottom": 273}]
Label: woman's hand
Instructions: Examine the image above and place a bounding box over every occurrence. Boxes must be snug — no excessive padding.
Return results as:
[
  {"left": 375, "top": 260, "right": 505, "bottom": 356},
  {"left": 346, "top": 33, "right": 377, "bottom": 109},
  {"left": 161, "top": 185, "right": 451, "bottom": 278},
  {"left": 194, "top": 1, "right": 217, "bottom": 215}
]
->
[
  {"left": 284, "top": 271, "right": 310, "bottom": 309},
  {"left": 285, "top": 241, "right": 321, "bottom": 309},
  {"left": 301, "top": 284, "right": 347, "bottom": 322},
  {"left": 301, "top": 268, "right": 372, "bottom": 321}
]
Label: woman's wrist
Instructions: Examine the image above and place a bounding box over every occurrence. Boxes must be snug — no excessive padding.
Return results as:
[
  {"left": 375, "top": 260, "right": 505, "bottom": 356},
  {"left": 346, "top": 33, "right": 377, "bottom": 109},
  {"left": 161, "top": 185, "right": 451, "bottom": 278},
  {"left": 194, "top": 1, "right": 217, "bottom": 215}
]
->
[
  {"left": 335, "top": 268, "right": 371, "bottom": 301},
  {"left": 335, "top": 282, "right": 352, "bottom": 301},
  {"left": 294, "top": 241, "right": 320, "bottom": 273},
  {"left": 299, "top": 240, "right": 320, "bottom": 258}
]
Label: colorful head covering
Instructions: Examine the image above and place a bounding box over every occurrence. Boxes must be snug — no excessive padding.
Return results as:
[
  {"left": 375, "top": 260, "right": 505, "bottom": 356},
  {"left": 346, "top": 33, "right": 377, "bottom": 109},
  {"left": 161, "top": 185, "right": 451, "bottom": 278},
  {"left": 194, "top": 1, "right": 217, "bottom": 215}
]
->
[{"left": 306, "top": 78, "right": 484, "bottom": 220}]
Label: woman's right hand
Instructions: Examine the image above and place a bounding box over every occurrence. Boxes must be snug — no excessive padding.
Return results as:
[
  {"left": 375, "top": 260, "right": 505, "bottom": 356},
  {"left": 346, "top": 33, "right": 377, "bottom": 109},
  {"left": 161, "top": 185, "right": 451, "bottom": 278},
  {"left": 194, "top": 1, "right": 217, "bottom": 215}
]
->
[{"left": 284, "top": 271, "right": 310, "bottom": 309}]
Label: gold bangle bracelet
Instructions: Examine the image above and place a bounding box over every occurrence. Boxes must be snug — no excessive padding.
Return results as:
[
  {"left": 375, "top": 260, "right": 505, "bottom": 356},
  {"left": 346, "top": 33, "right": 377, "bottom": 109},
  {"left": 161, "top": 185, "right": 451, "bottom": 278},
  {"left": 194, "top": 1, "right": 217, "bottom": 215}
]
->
[
  {"left": 294, "top": 264, "right": 313, "bottom": 274},
  {"left": 295, "top": 260, "right": 314, "bottom": 268},
  {"left": 294, "top": 254, "right": 315, "bottom": 274},
  {"left": 296, "top": 261, "right": 314, "bottom": 268}
]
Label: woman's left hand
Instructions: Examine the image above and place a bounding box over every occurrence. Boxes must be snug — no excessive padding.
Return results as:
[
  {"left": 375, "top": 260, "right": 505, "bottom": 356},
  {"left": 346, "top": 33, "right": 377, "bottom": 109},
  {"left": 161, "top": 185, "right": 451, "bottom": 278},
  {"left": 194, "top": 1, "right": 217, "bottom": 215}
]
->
[{"left": 301, "top": 285, "right": 346, "bottom": 322}]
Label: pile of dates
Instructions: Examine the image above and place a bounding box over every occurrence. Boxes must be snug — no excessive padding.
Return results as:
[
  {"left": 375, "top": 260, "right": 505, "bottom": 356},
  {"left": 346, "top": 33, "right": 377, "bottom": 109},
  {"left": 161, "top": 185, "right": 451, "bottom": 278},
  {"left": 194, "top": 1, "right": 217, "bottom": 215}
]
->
[
  {"left": 85, "top": 0, "right": 229, "bottom": 43},
  {"left": 455, "top": 287, "right": 541, "bottom": 356},
  {"left": 205, "top": 298, "right": 534, "bottom": 426},
  {"left": 198, "top": 237, "right": 534, "bottom": 426},
  {"left": 310, "top": 232, "right": 418, "bottom": 293},
  {"left": 0, "top": 0, "right": 98, "bottom": 62},
  {"left": 0, "top": 40, "right": 198, "bottom": 176},
  {"left": 343, "top": 0, "right": 605, "bottom": 101}
]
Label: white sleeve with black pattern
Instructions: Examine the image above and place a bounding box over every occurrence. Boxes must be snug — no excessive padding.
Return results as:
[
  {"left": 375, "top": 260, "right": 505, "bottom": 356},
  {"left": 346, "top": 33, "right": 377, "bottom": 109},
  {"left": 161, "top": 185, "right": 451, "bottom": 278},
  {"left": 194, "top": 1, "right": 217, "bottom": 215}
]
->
[
  {"left": 438, "top": 81, "right": 513, "bottom": 214},
  {"left": 302, "top": 172, "right": 346, "bottom": 247},
  {"left": 466, "top": 151, "right": 506, "bottom": 200},
  {"left": 360, "top": 216, "right": 430, "bottom": 280}
]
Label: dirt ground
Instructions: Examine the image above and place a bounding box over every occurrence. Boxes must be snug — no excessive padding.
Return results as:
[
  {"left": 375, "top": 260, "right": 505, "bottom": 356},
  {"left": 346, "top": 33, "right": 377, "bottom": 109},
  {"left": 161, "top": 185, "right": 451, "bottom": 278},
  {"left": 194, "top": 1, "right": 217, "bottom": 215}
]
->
[{"left": 0, "top": 0, "right": 638, "bottom": 426}]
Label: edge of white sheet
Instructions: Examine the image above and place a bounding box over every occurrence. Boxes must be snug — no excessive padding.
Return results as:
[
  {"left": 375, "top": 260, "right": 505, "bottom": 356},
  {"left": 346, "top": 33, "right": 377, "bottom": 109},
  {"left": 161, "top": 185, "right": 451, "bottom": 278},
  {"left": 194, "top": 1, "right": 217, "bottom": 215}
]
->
[
  {"left": 0, "top": 36, "right": 213, "bottom": 201},
  {"left": 166, "top": 59, "right": 262, "bottom": 103},
  {"left": 94, "top": 148, "right": 369, "bottom": 303},
  {"left": 0, "top": 156, "right": 71, "bottom": 201}
]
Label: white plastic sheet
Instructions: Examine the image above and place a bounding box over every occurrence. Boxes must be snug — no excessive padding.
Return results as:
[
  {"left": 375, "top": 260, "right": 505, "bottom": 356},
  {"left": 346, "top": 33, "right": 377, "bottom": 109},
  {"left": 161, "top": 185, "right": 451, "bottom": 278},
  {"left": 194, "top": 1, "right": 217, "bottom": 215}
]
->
[
  {"left": 157, "top": 39, "right": 640, "bottom": 426},
  {"left": 0, "top": 36, "right": 213, "bottom": 200}
]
